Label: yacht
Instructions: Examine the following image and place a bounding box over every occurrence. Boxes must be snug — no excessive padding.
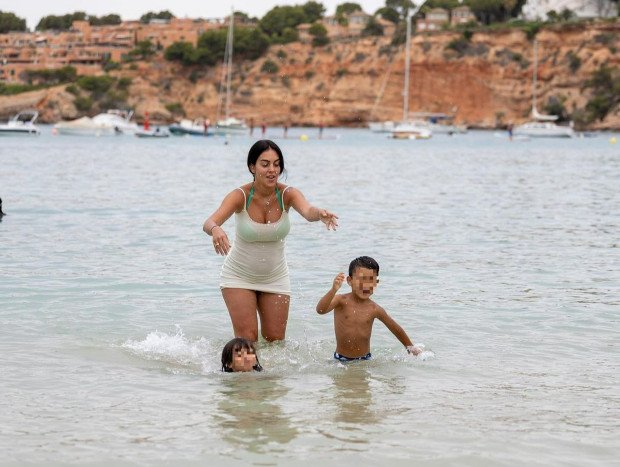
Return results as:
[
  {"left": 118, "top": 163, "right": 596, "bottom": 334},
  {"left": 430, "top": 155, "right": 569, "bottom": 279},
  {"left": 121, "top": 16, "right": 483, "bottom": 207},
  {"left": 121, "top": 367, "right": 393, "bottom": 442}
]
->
[
  {"left": 55, "top": 109, "right": 138, "bottom": 136},
  {"left": 0, "top": 110, "right": 41, "bottom": 136},
  {"left": 388, "top": 8, "right": 431, "bottom": 140},
  {"left": 213, "top": 9, "right": 248, "bottom": 136},
  {"left": 514, "top": 39, "right": 574, "bottom": 138}
]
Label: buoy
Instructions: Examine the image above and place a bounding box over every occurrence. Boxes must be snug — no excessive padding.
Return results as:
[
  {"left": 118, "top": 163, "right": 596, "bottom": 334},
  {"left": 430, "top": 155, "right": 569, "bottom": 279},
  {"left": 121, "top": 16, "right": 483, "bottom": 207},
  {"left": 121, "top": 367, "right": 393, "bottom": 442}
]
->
[
  {"left": 611, "top": 137, "right": 617, "bottom": 144},
  {"left": 51, "top": 128, "right": 58, "bottom": 135},
  {"left": 301, "top": 134, "right": 308, "bottom": 141}
]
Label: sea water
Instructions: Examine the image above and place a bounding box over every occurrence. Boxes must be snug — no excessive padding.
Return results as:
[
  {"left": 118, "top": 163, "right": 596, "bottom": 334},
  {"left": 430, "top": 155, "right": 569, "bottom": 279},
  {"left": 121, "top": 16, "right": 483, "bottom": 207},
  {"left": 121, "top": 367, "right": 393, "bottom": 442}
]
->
[{"left": 1, "top": 128, "right": 618, "bottom": 466}]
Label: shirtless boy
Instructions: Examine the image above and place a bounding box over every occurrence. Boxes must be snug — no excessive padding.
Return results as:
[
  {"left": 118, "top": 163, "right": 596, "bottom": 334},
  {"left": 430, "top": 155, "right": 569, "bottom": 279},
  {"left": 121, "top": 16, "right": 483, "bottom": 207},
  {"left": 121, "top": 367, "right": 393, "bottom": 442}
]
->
[{"left": 316, "top": 256, "right": 421, "bottom": 361}]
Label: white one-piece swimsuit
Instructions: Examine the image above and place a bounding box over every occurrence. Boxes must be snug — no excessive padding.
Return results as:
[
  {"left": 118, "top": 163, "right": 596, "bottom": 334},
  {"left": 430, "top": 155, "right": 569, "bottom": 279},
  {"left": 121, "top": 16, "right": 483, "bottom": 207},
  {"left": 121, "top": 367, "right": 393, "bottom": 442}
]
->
[{"left": 220, "top": 186, "right": 292, "bottom": 295}]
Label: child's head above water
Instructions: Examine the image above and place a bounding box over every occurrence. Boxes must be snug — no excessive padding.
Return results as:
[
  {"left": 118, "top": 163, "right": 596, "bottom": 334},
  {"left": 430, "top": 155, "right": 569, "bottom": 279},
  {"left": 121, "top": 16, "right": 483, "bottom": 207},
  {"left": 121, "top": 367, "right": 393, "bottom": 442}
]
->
[
  {"left": 348, "top": 256, "right": 379, "bottom": 277},
  {"left": 347, "top": 256, "right": 380, "bottom": 300},
  {"left": 221, "top": 337, "right": 263, "bottom": 372}
]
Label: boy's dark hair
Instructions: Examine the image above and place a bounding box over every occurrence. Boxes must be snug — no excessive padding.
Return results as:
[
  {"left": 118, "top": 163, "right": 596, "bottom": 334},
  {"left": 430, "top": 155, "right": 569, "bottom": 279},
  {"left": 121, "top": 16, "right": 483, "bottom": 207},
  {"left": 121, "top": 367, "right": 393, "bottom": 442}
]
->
[
  {"left": 247, "top": 139, "right": 285, "bottom": 179},
  {"left": 348, "top": 256, "right": 380, "bottom": 277},
  {"left": 221, "top": 337, "right": 263, "bottom": 372}
]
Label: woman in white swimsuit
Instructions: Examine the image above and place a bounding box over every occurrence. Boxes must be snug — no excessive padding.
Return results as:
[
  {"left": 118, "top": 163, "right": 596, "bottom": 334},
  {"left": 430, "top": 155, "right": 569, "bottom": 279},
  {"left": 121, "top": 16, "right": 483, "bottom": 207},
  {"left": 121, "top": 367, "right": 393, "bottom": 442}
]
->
[{"left": 203, "top": 140, "right": 338, "bottom": 342}]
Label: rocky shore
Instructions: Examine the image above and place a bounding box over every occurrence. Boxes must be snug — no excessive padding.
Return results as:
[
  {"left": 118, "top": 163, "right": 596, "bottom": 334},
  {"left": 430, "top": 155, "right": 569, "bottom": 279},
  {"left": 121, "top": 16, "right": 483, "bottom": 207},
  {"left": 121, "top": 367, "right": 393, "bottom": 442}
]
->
[{"left": 1, "top": 20, "right": 619, "bottom": 130}]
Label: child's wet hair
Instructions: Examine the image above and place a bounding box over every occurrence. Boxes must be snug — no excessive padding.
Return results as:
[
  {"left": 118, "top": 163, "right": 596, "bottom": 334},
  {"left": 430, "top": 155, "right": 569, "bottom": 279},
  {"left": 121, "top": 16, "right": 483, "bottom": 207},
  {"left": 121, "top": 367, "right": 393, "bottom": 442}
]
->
[
  {"left": 348, "top": 256, "right": 380, "bottom": 277},
  {"left": 221, "top": 337, "right": 263, "bottom": 372}
]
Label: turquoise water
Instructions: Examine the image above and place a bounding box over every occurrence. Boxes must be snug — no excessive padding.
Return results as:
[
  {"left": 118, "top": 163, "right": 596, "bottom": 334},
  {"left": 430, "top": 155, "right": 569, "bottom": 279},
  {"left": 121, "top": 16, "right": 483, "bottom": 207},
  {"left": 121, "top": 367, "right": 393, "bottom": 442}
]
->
[{"left": 1, "top": 128, "right": 619, "bottom": 465}]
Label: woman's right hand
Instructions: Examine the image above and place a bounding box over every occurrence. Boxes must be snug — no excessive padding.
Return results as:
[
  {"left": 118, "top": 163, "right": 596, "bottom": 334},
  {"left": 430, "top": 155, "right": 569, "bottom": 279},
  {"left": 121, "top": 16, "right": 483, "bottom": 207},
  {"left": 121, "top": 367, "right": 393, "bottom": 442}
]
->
[{"left": 211, "top": 226, "right": 231, "bottom": 256}]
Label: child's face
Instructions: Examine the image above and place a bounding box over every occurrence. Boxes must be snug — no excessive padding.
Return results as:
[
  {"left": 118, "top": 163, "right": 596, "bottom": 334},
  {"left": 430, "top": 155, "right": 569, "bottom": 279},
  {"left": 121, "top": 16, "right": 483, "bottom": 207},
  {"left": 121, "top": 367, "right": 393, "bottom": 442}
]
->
[
  {"left": 347, "top": 266, "right": 379, "bottom": 300},
  {"left": 230, "top": 347, "right": 257, "bottom": 372}
]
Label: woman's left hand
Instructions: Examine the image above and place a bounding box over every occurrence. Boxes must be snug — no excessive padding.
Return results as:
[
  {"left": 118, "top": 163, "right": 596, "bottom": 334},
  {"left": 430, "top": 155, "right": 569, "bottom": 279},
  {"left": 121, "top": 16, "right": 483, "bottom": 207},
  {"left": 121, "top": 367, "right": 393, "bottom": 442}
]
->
[{"left": 319, "top": 209, "right": 339, "bottom": 231}]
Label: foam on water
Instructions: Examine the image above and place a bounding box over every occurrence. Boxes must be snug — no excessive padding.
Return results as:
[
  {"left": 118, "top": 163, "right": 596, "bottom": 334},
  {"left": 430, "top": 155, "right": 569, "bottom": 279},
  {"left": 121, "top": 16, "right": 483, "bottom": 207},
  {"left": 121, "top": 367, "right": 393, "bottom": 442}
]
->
[{"left": 121, "top": 326, "right": 436, "bottom": 377}]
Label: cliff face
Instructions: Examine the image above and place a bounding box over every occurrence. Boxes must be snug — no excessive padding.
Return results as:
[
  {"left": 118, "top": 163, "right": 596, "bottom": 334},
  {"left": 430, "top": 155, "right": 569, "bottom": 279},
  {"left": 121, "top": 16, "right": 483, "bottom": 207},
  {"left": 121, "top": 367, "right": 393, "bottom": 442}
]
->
[{"left": 1, "top": 21, "right": 619, "bottom": 129}]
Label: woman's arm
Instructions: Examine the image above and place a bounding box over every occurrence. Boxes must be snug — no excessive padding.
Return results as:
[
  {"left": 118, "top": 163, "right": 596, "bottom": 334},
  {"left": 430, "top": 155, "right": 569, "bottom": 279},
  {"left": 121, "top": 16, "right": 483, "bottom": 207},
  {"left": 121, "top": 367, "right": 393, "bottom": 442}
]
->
[
  {"left": 203, "top": 189, "right": 244, "bottom": 256},
  {"left": 286, "top": 187, "right": 339, "bottom": 231}
]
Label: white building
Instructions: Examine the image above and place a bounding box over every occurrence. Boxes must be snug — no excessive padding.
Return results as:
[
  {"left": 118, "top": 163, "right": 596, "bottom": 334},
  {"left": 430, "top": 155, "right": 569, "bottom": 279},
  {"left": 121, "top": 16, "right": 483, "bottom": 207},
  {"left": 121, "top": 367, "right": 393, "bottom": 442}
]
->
[{"left": 521, "top": 0, "right": 617, "bottom": 20}]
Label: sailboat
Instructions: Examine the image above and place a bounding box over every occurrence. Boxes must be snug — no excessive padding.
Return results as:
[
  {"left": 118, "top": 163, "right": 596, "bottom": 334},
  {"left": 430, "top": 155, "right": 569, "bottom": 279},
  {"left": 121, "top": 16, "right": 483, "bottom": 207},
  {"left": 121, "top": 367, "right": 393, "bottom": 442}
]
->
[
  {"left": 388, "top": 10, "right": 431, "bottom": 140},
  {"left": 514, "top": 39, "right": 574, "bottom": 138},
  {"left": 214, "top": 8, "right": 248, "bottom": 136}
]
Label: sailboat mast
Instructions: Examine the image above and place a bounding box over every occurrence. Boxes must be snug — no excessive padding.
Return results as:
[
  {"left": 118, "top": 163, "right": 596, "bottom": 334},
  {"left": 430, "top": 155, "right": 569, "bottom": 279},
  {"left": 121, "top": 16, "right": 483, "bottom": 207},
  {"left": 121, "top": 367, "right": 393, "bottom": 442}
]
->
[
  {"left": 225, "top": 8, "right": 234, "bottom": 121},
  {"left": 532, "top": 38, "right": 538, "bottom": 114},
  {"left": 403, "top": 12, "right": 411, "bottom": 122}
]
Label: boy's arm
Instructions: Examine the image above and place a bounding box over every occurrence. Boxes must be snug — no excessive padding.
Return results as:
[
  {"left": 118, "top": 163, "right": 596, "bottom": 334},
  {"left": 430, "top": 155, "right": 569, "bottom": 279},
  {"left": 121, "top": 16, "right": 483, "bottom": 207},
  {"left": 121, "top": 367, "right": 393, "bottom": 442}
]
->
[
  {"left": 316, "top": 273, "right": 345, "bottom": 314},
  {"left": 376, "top": 307, "right": 420, "bottom": 355}
]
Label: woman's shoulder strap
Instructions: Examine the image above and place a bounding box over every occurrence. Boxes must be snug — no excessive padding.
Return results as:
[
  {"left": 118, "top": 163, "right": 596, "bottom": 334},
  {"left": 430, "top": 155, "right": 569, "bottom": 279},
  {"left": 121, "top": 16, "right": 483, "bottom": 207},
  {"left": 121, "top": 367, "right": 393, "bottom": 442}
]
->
[{"left": 235, "top": 187, "right": 247, "bottom": 211}]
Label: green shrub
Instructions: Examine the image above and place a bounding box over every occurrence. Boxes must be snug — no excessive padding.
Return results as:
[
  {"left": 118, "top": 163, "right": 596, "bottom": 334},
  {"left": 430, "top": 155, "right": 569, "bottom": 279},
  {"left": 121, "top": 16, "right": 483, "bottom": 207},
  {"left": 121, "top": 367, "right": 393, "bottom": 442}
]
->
[
  {"left": 261, "top": 60, "right": 279, "bottom": 74},
  {"left": 103, "top": 60, "right": 122, "bottom": 72},
  {"left": 567, "top": 51, "right": 581, "bottom": 72},
  {"left": 99, "top": 90, "right": 128, "bottom": 110},
  {"left": 0, "top": 83, "right": 43, "bottom": 95},
  {"left": 165, "top": 102, "right": 185, "bottom": 116},
  {"left": 65, "top": 84, "right": 79, "bottom": 95},
  {"left": 74, "top": 96, "right": 94, "bottom": 111},
  {"left": 304, "top": 70, "right": 314, "bottom": 80},
  {"left": 117, "top": 77, "right": 132, "bottom": 90},
  {"left": 446, "top": 37, "right": 469, "bottom": 56},
  {"left": 77, "top": 75, "right": 116, "bottom": 97},
  {"left": 335, "top": 68, "right": 347, "bottom": 77}
]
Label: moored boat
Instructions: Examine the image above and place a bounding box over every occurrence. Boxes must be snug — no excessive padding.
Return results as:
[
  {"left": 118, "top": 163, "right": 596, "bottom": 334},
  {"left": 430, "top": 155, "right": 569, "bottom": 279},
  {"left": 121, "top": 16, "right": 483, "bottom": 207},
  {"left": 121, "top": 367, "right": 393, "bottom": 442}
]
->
[{"left": 0, "top": 110, "right": 41, "bottom": 136}]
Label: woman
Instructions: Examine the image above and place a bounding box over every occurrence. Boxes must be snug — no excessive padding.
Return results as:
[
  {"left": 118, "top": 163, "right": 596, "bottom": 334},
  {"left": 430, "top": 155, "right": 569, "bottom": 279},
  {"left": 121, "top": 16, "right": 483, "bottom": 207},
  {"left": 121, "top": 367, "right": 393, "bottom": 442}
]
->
[{"left": 203, "top": 140, "right": 338, "bottom": 342}]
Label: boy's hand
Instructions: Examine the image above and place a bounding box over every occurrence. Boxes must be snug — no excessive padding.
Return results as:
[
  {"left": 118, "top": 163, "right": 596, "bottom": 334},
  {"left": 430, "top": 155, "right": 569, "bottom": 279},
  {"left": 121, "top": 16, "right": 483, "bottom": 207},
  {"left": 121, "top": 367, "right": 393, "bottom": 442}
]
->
[
  {"left": 407, "top": 345, "right": 422, "bottom": 356},
  {"left": 332, "top": 272, "right": 345, "bottom": 291}
]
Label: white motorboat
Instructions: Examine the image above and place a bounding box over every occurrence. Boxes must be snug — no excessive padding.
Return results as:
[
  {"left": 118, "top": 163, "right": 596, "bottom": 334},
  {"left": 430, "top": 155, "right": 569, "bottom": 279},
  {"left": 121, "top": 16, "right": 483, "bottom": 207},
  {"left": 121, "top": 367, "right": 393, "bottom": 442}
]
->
[
  {"left": 169, "top": 118, "right": 212, "bottom": 136},
  {"left": 54, "top": 116, "right": 118, "bottom": 136},
  {"left": 514, "top": 39, "right": 574, "bottom": 138},
  {"left": 214, "top": 9, "right": 248, "bottom": 136},
  {"left": 54, "top": 109, "right": 139, "bottom": 136},
  {"left": 0, "top": 110, "right": 41, "bottom": 136},
  {"left": 92, "top": 109, "right": 139, "bottom": 135}
]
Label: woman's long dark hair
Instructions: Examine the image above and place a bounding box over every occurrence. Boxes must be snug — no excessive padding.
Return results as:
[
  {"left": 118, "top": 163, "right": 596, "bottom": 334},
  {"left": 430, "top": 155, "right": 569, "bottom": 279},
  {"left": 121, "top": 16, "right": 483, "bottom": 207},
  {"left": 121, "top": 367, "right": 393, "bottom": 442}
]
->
[
  {"left": 247, "top": 139, "right": 285, "bottom": 179},
  {"left": 221, "top": 337, "right": 263, "bottom": 372}
]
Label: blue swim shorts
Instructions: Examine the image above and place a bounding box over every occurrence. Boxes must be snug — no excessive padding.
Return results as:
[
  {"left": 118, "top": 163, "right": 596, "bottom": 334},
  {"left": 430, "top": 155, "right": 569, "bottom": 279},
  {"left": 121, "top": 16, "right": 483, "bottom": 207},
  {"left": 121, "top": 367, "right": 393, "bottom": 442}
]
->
[{"left": 334, "top": 352, "right": 372, "bottom": 362}]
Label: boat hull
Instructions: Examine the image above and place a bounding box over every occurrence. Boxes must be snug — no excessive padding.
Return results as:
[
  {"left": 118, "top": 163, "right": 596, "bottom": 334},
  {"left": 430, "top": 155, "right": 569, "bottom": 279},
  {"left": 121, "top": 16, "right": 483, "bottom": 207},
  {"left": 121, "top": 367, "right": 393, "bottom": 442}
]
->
[
  {"left": 0, "top": 127, "right": 40, "bottom": 136},
  {"left": 54, "top": 125, "right": 118, "bottom": 136},
  {"left": 514, "top": 122, "right": 574, "bottom": 138}
]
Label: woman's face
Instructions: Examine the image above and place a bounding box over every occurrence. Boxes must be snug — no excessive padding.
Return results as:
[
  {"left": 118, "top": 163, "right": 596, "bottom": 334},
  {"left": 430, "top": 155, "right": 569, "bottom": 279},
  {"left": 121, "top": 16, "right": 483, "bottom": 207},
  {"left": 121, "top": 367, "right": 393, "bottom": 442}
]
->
[
  {"left": 230, "top": 347, "right": 257, "bottom": 372},
  {"left": 251, "top": 149, "right": 281, "bottom": 185}
]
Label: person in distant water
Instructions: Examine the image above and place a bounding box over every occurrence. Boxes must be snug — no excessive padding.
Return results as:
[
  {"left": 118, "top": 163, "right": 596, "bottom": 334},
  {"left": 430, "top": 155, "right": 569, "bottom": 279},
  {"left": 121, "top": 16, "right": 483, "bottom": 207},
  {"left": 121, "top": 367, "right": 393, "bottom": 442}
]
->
[
  {"left": 507, "top": 121, "right": 514, "bottom": 141},
  {"left": 0, "top": 197, "right": 5, "bottom": 218},
  {"left": 261, "top": 120, "right": 266, "bottom": 138},
  {"left": 204, "top": 118, "right": 210, "bottom": 136},
  {"left": 316, "top": 256, "right": 421, "bottom": 361},
  {"left": 221, "top": 337, "right": 263, "bottom": 372},
  {"left": 203, "top": 139, "right": 339, "bottom": 342},
  {"left": 249, "top": 117, "right": 255, "bottom": 137},
  {"left": 318, "top": 121, "right": 324, "bottom": 139},
  {"left": 283, "top": 122, "right": 288, "bottom": 139}
]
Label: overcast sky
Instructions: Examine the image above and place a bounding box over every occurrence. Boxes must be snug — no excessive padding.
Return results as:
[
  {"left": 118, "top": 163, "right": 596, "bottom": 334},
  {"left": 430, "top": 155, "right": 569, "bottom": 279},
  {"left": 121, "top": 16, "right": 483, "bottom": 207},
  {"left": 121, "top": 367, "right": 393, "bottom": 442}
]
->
[{"left": 6, "top": 1, "right": 389, "bottom": 30}]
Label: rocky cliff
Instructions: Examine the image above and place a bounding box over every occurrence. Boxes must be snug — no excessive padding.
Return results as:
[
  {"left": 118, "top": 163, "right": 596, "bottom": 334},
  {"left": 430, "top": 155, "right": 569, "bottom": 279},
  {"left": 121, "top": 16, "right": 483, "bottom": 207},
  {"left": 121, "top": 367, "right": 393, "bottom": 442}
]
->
[{"left": 1, "top": 20, "right": 619, "bottom": 129}]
